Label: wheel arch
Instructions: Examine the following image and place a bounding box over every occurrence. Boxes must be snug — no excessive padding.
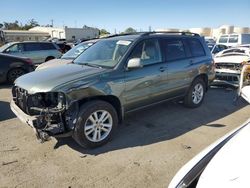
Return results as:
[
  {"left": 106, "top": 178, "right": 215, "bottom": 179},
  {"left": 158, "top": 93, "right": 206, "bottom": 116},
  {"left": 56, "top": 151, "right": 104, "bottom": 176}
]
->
[
  {"left": 78, "top": 95, "right": 123, "bottom": 123},
  {"left": 192, "top": 74, "right": 208, "bottom": 91}
]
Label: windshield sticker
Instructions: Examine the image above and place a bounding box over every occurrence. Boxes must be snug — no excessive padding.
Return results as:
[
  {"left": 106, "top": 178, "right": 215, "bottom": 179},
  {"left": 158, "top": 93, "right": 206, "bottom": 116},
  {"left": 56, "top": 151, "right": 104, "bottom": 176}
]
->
[{"left": 117, "top": 40, "right": 131, "bottom": 46}]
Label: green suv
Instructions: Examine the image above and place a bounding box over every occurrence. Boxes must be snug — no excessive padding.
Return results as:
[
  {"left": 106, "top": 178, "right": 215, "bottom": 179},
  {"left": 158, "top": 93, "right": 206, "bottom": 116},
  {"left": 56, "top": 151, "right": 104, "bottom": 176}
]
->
[{"left": 10, "top": 32, "right": 215, "bottom": 148}]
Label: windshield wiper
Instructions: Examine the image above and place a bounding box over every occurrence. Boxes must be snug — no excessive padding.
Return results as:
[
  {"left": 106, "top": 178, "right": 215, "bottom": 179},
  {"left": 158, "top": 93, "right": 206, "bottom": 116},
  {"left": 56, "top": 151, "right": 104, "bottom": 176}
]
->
[{"left": 81, "top": 63, "right": 102, "bottom": 69}]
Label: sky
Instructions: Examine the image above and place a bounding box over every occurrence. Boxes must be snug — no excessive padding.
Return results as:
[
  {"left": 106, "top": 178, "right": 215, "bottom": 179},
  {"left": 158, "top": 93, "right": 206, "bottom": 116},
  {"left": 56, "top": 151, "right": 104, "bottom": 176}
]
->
[{"left": 1, "top": 0, "right": 250, "bottom": 33}]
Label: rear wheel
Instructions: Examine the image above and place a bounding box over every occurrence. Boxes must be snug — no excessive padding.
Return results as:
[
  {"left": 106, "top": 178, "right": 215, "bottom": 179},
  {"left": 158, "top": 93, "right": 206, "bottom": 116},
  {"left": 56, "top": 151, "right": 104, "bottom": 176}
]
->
[
  {"left": 184, "top": 78, "right": 205, "bottom": 108},
  {"left": 73, "top": 100, "right": 118, "bottom": 148},
  {"left": 7, "top": 68, "right": 25, "bottom": 83}
]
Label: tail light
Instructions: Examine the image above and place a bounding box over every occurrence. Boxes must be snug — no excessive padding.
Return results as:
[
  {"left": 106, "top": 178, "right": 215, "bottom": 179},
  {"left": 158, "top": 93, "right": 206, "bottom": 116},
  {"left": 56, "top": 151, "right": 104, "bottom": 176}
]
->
[{"left": 25, "top": 58, "right": 33, "bottom": 65}]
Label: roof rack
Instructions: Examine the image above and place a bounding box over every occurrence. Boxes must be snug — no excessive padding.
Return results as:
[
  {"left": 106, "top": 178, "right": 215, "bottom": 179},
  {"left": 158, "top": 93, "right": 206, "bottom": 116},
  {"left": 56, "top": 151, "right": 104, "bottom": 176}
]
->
[
  {"left": 101, "top": 31, "right": 199, "bottom": 39},
  {"left": 102, "top": 32, "right": 146, "bottom": 38},
  {"left": 140, "top": 31, "right": 200, "bottom": 37}
]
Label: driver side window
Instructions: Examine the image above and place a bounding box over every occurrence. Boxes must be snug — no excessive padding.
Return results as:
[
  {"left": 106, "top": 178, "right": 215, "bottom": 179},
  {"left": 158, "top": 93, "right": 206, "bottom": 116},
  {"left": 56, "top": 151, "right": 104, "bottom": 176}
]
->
[
  {"left": 6, "top": 44, "right": 23, "bottom": 53},
  {"left": 129, "top": 39, "right": 162, "bottom": 66}
]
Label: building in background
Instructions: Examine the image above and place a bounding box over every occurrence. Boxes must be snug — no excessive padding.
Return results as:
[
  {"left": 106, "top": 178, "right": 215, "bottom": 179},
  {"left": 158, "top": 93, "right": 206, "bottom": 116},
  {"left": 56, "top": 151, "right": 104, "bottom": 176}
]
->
[
  {"left": 156, "top": 25, "right": 250, "bottom": 40},
  {"left": 29, "top": 26, "right": 100, "bottom": 42},
  {"left": 0, "top": 29, "right": 50, "bottom": 44}
]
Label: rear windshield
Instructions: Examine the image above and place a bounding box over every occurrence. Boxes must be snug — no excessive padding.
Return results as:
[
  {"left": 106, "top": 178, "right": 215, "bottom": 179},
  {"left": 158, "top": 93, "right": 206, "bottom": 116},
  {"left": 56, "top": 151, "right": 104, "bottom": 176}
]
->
[
  {"left": 228, "top": 35, "right": 238, "bottom": 43},
  {"left": 219, "top": 36, "right": 228, "bottom": 43}
]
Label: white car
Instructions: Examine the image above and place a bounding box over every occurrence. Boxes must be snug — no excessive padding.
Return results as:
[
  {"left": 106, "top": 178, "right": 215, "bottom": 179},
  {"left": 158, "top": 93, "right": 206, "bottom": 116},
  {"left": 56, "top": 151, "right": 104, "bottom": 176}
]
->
[
  {"left": 207, "top": 43, "right": 228, "bottom": 55},
  {"left": 169, "top": 65, "right": 250, "bottom": 188},
  {"left": 169, "top": 118, "right": 250, "bottom": 188},
  {"left": 213, "top": 47, "right": 250, "bottom": 87}
]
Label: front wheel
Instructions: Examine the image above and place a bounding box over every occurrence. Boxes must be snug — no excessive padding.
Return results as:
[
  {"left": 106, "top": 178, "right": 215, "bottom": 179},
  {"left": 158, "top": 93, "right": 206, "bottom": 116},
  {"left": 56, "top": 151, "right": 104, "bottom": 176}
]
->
[
  {"left": 7, "top": 68, "right": 25, "bottom": 83},
  {"left": 184, "top": 78, "right": 205, "bottom": 108},
  {"left": 73, "top": 100, "right": 118, "bottom": 148}
]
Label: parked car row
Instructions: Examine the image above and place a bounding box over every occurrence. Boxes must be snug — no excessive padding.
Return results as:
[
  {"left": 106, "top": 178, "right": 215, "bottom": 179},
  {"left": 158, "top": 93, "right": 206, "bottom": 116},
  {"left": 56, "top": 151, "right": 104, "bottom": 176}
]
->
[{"left": 0, "top": 39, "right": 96, "bottom": 83}]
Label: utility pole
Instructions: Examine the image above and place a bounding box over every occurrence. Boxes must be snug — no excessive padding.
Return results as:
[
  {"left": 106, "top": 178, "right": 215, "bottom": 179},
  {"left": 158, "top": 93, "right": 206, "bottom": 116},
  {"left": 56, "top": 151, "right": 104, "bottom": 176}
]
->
[
  {"left": 149, "top": 26, "right": 152, "bottom": 32},
  {"left": 51, "top": 19, "right": 54, "bottom": 27}
]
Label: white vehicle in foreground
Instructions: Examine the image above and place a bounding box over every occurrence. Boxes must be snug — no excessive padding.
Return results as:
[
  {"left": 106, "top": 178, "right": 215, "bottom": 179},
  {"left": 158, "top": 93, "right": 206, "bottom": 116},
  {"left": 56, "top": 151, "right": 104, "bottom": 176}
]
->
[
  {"left": 213, "top": 47, "right": 250, "bottom": 87},
  {"left": 169, "top": 64, "right": 250, "bottom": 188}
]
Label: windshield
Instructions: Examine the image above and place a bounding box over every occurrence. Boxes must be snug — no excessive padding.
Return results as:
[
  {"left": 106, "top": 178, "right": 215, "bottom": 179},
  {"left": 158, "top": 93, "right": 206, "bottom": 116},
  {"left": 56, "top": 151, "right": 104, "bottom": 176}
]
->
[
  {"left": 61, "top": 42, "right": 95, "bottom": 59},
  {"left": 74, "top": 39, "right": 132, "bottom": 68},
  {"left": 0, "top": 43, "right": 12, "bottom": 52}
]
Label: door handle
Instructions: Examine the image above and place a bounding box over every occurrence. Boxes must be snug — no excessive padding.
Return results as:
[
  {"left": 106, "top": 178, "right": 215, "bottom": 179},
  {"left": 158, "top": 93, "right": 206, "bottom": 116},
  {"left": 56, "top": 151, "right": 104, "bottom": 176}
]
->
[
  {"left": 189, "top": 60, "right": 194, "bottom": 65},
  {"left": 159, "top": 67, "right": 166, "bottom": 72}
]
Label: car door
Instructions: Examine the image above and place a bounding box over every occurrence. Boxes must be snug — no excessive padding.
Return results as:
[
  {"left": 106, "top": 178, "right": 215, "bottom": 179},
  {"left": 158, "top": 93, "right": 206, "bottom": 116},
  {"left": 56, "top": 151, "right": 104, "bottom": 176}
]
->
[
  {"left": 159, "top": 38, "right": 193, "bottom": 99},
  {"left": 23, "top": 43, "right": 43, "bottom": 64},
  {"left": 0, "top": 55, "right": 10, "bottom": 82},
  {"left": 123, "top": 38, "right": 164, "bottom": 111}
]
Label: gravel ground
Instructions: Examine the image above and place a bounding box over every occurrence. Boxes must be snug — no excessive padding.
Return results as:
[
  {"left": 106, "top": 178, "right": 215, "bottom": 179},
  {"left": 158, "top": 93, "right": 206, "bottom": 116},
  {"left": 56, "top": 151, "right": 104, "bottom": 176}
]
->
[{"left": 0, "top": 85, "right": 249, "bottom": 188}]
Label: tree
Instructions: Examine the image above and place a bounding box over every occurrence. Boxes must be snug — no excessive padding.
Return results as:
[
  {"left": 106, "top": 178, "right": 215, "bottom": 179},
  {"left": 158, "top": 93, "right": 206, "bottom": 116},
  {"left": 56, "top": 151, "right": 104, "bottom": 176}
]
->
[
  {"left": 0, "top": 19, "right": 40, "bottom": 30},
  {"left": 3, "top": 20, "right": 21, "bottom": 30},
  {"left": 100, "top": 29, "right": 110, "bottom": 36},
  {"left": 22, "top": 19, "right": 39, "bottom": 30},
  {"left": 124, "top": 27, "right": 136, "bottom": 33}
]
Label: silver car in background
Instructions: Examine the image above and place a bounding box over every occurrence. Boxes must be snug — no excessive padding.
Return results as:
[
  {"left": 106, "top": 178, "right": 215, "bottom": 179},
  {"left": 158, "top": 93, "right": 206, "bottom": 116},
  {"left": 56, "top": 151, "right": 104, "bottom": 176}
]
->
[
  {"left": 36, "top": 39, "right": 98, "bottom": 70},
  {"left": 0, "top": 41, "right": 62, "bottom": 64}
]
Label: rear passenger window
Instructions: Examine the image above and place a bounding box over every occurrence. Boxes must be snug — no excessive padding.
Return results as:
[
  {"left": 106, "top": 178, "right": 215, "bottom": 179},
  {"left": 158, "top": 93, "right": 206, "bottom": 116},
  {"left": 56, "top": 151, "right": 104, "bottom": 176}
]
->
[
  {"left": 188, "top": 39, "right": 205, "bottom": 57},
  {"left": 40, "top": 43, "right": 56, "bottom": 50},
  {"left": 162, "top": 39, "right": 186, "bottom": 61},
  {"left": 24, "top": 43, "right": 41, "bottom": 51}
]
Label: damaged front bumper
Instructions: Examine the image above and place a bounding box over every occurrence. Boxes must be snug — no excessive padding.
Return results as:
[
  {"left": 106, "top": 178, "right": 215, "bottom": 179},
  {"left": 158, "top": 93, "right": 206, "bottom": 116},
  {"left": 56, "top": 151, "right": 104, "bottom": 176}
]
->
[
  {"left": 212, "top": 69, "right": 241, "bottom": 87},
  {"left": 10, "top": 100, "right": 73, "bottom": 141}
]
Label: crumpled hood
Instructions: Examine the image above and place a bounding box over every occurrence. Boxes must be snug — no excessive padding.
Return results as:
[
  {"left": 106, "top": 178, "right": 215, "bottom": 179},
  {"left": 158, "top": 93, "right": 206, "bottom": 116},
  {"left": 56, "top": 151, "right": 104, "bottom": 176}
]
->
[
  {"left": 15, "top": 63, "right": 107, "bottom": 94},
  {"left": 196, "top": 122, "right": 250, "bottom": 188},
  {"left": 35, "top": 58, "right": 72, "bottom": 71},
  {"left": 215, "top": 55, "right": 250, "bottom": 64}
]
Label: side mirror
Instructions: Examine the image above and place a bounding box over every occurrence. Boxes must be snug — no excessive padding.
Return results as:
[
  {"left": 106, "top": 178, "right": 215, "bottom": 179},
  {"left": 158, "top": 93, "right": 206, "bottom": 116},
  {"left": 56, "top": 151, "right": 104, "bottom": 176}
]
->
[{"left": 127, "top": 58, "right": 143, "bottom": 69}]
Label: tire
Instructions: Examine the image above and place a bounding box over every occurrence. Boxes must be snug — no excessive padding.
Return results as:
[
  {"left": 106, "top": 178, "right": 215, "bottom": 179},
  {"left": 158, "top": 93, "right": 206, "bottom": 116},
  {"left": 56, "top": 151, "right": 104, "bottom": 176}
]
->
[
  {"left": 184, "top": 78, "right": 205, "bottom": 108},
  {"left": 73, "top": 100, "right": 118, "bottom": 148},
  {"left": 45, "top": 56, "right": 55, "bottom": 62},
  {"left": 7, "top": 68, "right": 25, "bottom": 83}
]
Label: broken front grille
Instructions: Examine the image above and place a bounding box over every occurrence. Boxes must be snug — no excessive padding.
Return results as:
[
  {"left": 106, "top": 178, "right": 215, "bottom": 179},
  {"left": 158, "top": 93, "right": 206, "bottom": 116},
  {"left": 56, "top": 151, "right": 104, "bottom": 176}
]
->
[{"left": 215, "top": 63, "right": 242, "bottom": 70}]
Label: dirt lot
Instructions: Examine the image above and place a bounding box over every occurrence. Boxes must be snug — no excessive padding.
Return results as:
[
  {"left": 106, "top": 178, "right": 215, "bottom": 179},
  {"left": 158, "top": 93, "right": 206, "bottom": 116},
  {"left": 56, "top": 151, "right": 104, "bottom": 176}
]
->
[{"left": 0, "top": 85, "right": 249, "bottom": 188}]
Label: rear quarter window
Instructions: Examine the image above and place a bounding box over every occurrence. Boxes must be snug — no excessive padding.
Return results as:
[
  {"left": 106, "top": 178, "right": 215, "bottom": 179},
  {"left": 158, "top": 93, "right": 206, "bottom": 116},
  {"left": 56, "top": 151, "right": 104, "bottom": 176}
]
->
[
  {"left": 24, "top": 43, "right": 41, "bottom": 51},
  {"left": 188, "top": 38, "right": 206, "bottom": 57},
  {"left": 162, "top": 39, "right": 187, "bottom": 61},
  {"left": 40, "top": 43, "right": 57, "bottom": 50},
  {"left": 228, "top": 35, "right": 238, "bottom": 43}
]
